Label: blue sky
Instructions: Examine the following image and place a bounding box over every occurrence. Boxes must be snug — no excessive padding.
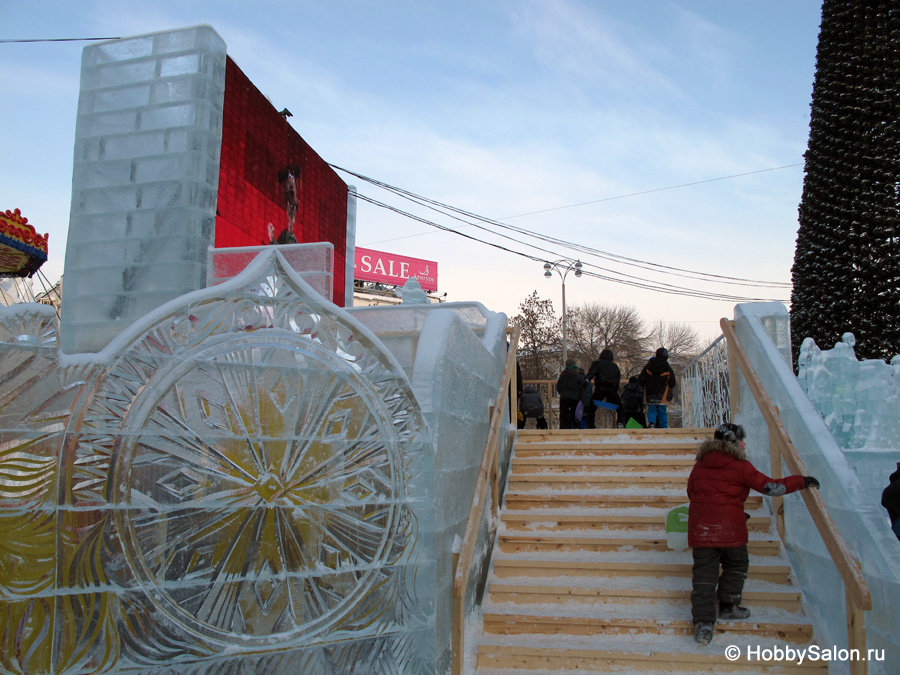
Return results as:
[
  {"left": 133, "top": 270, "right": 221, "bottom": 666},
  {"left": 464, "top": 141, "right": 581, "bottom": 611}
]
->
[{"left": 1, "top": 0, "right": 824, "bottom": 340}]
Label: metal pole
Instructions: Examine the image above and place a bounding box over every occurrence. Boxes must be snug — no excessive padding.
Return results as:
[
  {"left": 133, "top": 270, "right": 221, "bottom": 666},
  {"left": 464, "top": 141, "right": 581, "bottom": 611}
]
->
[{"left": 561, "top": 277, "right": 568, "bottom": 368}]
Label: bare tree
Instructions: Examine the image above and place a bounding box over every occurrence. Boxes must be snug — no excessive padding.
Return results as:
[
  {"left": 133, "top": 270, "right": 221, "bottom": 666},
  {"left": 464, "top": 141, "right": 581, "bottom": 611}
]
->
[
  {"left": 512, "top": 291, "right": 561, "bottom": 381},
  {"left": 644, "top": 320, "right": 702, "bottom": 370},
  {"left": 567, "top": 303, "right": 646, "bottom": 377}
]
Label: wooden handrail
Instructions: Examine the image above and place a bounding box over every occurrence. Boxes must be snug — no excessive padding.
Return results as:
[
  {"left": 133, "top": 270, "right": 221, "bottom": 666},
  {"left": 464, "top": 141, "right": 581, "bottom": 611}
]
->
[
  {"left": 451, "top": 325, "right": 521, "bottom": 675},
  {"left": 720, "top": 318, "right": 871, "bottom": 673}
]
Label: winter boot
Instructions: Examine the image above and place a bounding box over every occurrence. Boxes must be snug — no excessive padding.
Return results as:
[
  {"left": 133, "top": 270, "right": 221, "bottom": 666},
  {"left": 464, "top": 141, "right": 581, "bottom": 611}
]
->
[
  {"left": 718, "top": 602, "right": 751, "bottom": 620},
  {"left": 693, "top": 621, "right": 714, "bottom": 645}
]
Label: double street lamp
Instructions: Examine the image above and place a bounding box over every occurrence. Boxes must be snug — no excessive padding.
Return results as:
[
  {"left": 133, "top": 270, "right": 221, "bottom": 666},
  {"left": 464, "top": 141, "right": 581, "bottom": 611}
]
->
[{"left": 543, "top": 259, "right": 582, "bottom": 368}]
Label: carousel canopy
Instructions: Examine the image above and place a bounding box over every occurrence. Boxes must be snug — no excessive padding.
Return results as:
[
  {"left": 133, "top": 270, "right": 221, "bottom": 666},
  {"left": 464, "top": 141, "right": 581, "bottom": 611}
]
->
[{"left": 0, "top": 209, "right": 48, "bottom": 278}]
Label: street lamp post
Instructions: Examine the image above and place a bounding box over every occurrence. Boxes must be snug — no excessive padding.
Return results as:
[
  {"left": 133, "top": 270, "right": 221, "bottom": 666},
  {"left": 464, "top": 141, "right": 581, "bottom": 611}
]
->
[{"left": 543, "top": 259, "right": 582, "bottom": 368}]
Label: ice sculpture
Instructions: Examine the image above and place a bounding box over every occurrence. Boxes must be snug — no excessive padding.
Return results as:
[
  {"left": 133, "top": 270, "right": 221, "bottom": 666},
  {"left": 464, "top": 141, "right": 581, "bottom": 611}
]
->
[
  {"left": 0, "top": 251, "right": 444, "bottom": 673},
  {"left": 61, "top": 25, "right": 228, "bottom": 355},
  {"left": 798, "top": 330, "right": 900, "bottom": 496}
]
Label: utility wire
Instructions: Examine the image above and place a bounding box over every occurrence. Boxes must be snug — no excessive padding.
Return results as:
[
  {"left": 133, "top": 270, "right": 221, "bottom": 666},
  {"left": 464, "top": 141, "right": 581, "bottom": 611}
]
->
[
  {"left": 332, "top": 164, "right": 792, "bottom": 289},
  {"left": 500, "top": 163, "right": 803, "bottom": 220},
  {"left": 0, "top": 37, "right": 121, "bottom": 43},
  {"left": 354, "top": 192, "right": 787, "bottom": 303}
]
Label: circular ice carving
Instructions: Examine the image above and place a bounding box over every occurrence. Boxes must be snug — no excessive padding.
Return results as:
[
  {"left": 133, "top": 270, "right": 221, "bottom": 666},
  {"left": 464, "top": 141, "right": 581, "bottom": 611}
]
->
[{"left": 107, "top": 328, "right": 414, "bottom": 646}]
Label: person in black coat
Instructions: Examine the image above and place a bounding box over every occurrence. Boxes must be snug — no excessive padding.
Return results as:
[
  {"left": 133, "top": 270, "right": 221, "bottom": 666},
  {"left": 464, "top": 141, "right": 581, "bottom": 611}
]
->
[
  {"left": 638, "top": 347, "right": 677, "bottom": 428},
  {"left": 618, "top": 376, "right": 646, "bottom": 428},
  {"left": 556, "top": 359, "right": 586, "bottom": 430},
  {"left": 518, "top": 384, "right": 548, "bottom": 430},
  {"left": 585, "top": 349, "right": 621, "bottom": 429},
  {"left": 882, "top": 463, "right": 900, "bottom": 540}
]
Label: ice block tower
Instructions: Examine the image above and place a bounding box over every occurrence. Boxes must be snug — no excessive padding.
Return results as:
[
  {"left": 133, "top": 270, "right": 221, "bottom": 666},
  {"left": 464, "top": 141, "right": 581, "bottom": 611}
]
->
[{"left": 61, "top": 26, "right": 227, "bottom": 353}]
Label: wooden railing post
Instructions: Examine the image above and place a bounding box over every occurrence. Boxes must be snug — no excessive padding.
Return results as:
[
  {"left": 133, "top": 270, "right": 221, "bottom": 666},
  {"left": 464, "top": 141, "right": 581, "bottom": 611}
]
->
[
  {"left": 770, "top": 406, "right": 785, "bottom": 541},
  {"left": 847, "top": 586, "right": 867, "bottom": 675},
  {"left": 724, "top": 319, "right": 740, "bottom": 419}
]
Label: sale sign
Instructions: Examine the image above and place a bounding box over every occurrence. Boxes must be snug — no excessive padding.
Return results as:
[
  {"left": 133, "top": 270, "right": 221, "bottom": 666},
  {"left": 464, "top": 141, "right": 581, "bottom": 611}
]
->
[{"left": 354, "top": 247, "right": 438, "bottom": 292}]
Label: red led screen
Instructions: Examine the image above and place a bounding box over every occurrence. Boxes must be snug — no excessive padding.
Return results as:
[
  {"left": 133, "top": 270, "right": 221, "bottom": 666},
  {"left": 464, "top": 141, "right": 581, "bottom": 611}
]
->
[{"left": 215, "top": 57, "right": 348, "bottom": 305}]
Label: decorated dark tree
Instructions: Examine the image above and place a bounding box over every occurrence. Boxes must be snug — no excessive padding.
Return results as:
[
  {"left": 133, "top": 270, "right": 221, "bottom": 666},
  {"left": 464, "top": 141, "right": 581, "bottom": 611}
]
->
[{"left": 791, "top": 0, "right": 900, "bottom": 362}]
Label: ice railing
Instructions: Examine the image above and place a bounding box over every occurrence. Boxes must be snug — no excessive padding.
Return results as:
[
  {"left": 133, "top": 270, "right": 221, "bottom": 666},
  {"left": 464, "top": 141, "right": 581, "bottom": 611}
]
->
[
  {"left": 727, "top": 302, "right": 900, "bottom": 675},
  {"left": 451, "top": 325, "right": 520, "bottom": 675},
  {"left": 679, "top": 334, "right": 730, "bottom": 429}
]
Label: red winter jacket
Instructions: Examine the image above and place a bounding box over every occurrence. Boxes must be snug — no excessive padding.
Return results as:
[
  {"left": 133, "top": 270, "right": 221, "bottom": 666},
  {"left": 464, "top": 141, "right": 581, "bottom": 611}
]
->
[{"left": 687, "top": 439, "right": 806, "bottom": 548}]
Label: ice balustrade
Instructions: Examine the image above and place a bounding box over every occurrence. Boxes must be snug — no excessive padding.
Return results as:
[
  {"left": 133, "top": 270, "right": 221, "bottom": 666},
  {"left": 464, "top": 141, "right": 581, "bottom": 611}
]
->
[
  {"left": 451, "top": 325, "right": 520, "bottom": 675},
  {"left": 0, "top": 250, "right": 511, "bottom": 674},
  {"left": 679, "top": 334, "right": 731, "bottom": 429},
  {"left": 797, "top": 332, "right": 900, "bottom": 499},
  {"left": 727, "top": 302, "right": 899, "bottom": 675}
]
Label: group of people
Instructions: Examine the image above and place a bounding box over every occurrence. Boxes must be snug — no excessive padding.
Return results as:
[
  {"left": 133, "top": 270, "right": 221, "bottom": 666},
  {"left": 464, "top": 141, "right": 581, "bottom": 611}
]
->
[{"left": 550, "top": 347, "right": 677, "bottom": 430}]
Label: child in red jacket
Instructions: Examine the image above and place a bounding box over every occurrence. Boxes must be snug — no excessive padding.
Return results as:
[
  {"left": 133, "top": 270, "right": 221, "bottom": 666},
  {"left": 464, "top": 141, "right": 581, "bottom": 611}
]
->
[{"left": 687, "top": 423, "right": 819, "bottom": 645}]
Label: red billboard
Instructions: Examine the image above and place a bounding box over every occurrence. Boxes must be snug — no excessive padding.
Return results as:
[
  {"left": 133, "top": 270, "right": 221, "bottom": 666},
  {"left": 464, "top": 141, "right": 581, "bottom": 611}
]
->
[
  {"left": 354, "top": 248, "right": 438, "bottom": 292},
  {"left": 214, "top": 57, "right": 348, "bottom": 305}
]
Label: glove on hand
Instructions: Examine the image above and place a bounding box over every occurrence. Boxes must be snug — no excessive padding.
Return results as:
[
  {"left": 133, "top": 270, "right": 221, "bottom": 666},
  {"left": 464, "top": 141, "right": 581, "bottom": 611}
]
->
[
  {"left": 763, "top": 482, "right": 787, "bottom": 497},
  {"left": 804, "top": 476, "right": 820, "bottom": 489}
]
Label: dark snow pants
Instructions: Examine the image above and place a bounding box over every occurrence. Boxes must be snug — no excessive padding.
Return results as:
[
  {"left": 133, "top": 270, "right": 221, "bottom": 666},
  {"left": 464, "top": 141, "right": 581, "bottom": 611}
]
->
[
  {"left": 690, "top": 545, "right": 749, "bottom": 623},
  {"left": 559, "top": 398, "right": 578, "bottom": 429}
]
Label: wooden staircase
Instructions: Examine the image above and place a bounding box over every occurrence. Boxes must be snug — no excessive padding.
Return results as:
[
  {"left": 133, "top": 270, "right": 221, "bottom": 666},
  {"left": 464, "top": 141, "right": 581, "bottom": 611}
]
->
[{"left": 474, "top": 428, "right": 829, "bottom": 674}]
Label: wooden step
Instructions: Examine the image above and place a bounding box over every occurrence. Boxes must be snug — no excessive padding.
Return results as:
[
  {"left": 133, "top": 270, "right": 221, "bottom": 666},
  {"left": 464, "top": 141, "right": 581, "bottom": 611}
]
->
[
  {"left": 482, "top": 612, "right": 814, "bottom": 643},
  {"left": 512, "top": 457, "right": 696, "bottom": 472},
  {"left": 476, "top": 642, "right": 828, "bottom": 672},
  {"left": 491, "top": 558, "right": 793, "bottom": 584},
  {"left": 503, "top": 493, "right": 764, "bottom": 509},
  {"left": 497, "top": 534, "right": 781, "bottom": 555},
  {"left": 501, "top": 513, "right": 771, "bottom": 532},
  {"left": 517, "top": 428, "right": 713, "bottom": 444},
  {"left": 487, "top": 584, "right": 802, "bottom": 611},
  {"left": 509, "top": 474, "right": 689, "bottom": 489},
  {"left": 515, "top": 443, "right": 698, "bottom": 457}
]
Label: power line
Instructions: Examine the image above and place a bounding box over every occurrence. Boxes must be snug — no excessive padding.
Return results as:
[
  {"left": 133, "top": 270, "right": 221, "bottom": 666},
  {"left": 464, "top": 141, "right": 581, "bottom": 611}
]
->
[
  {"left": 0, "top": 37, "right": 121, "bottom": 43},
  {"left": 499, "top": 164, "right": 803, "bottom": 220},
  {"left": 352, "top": 189, "right": 788, "bottom": 304},
  {"left": 332, "top": 164, "right": 792, "bottom": 289}
]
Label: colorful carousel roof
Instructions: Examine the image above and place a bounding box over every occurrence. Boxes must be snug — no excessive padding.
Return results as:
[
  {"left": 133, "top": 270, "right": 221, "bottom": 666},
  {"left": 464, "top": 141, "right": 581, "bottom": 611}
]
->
[{"left": 0, "top": 209, "right": 48, "bottom": 278}]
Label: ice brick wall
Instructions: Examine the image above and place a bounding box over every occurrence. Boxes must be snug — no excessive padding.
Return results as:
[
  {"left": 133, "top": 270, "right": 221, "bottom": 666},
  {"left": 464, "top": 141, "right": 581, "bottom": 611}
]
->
[
  {"left": 61, "top": 25, "right": 227, "bottom": 354},
  {"left": 732, "top": 302, "right": 900, "bottom": 675}
]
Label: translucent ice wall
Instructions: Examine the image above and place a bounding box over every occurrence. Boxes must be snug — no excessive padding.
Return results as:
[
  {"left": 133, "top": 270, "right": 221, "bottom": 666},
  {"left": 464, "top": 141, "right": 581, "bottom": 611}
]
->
[
  {"left": 61, "top": 26, "right": 226, "bottom": 354},
  {"left": 208, "top": 241, "right": 334, "bottom": 300},
  {"left": 732, "top": 302, "right": 900, "bottom": 675},
  {"left": 348, "top": 300, "right": 510, "bottom": 670},
  {"left": 797, "top": 333, "right": 900, "bottom": 497}
]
